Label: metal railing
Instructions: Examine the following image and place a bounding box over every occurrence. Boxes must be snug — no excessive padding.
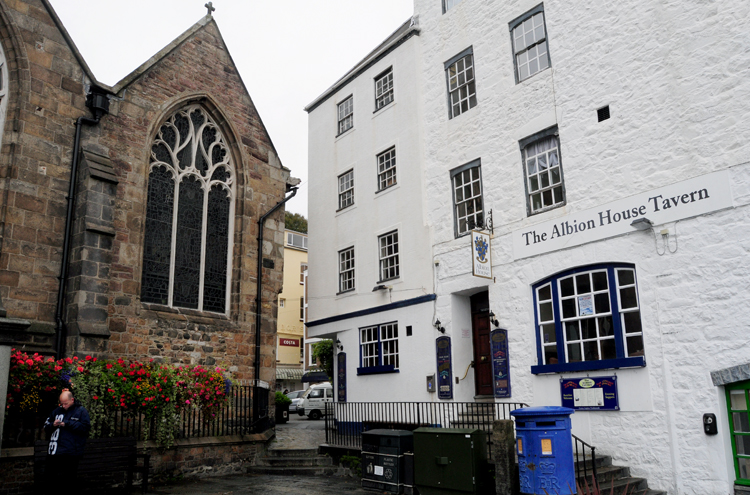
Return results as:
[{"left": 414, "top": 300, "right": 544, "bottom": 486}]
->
[
  {"left": 2, "top": 385, "right": 270, "bottom": 448},
  {"left": 573, "top": 434, "right": 599, "bottom": 490},
  {"left": 324, "top": 401, "right": 528, "bottom": 459}
]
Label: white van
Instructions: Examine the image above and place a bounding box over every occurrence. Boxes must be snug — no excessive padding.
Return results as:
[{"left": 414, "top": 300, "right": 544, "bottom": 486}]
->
[{"left": 297, "top": 382, "right": 333, "bottom": 420}]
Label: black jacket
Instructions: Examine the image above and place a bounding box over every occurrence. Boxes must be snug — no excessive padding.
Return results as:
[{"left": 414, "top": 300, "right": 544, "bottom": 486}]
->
[{"left": 43, "top": 402, "right": 90, "bottom": 456}]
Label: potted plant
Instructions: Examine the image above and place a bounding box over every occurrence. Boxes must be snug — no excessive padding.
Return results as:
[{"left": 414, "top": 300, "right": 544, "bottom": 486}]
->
[{"left": 275, "top": 391, "right": 291, "bottom": 424}]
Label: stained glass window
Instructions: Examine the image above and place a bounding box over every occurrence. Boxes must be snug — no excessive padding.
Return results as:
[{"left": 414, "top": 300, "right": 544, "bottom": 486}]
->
[{"left": 141, "top": 105, "right": 234, "bottom": 313}]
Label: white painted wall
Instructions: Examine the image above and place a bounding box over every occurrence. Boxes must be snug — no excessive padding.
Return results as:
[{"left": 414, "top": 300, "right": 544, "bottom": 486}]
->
[
  {"left": 414, "top": 0, "right": 750, "bottom": 493},
  {"left": 307, "top": 30, "right": 433, "bottom": 332}
]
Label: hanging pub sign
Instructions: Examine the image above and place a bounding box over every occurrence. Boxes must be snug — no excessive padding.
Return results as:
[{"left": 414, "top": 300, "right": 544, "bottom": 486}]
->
[
  {"left": 436, "top": 336, "right": 453, "bottom": 400},
  {"left": 471, "top": 230, "right": 492, "bottom": 279},
  {"left": 490, "top": 329, "right": 511, "bottom": 398},
  {"left": 560, "top": 376, "right": 619, "bottom": 411},
  {"left": 337, "top": 352, "right": 346, "bottom": 402}
]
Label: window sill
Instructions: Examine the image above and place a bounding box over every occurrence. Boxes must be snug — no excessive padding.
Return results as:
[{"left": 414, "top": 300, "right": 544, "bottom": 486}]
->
[
  {"left": 375, "top": 183, "right": 398, "bottom": 195},
  {"left": 373, "top": 101, "right": 395, "bottom": 116},
  {"left": 336, "top": 289, "right": 356, "bottom": 296},
  {"left": 357, "top": 364, "right": 399, "bottom": 376},
  {"left": 335, "top": 127, "right": 355, "bottom": 141},
  {"left": 336, "top": 204, "right": 355, "bottom": 213},
  {"left": 531, "top": 356, "right": 645, "bottom": 375},
  {"left": 376, "top": 277, "right": 400, "bottom": 285},
  {"left": 141, "top": 302, "right": 229, "bottom": 320}
]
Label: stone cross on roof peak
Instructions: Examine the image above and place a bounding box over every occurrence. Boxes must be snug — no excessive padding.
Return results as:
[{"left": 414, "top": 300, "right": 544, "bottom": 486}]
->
[{"left": 205, "top": 2, "right": 215, "bottom": 16}]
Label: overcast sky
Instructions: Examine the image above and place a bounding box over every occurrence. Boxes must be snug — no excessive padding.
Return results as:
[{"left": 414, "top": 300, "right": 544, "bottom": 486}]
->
[{"left": 48, "top": 0, "right": 415, "bottom": 217}]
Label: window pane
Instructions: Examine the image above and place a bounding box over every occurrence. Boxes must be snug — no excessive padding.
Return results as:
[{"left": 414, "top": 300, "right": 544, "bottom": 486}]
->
[
  {"left": 576, "top": 274, "right": 591, "bottom": 294},
  {"left": 601, "top": 338, "right": 616, "bottom": 360},
  {"left": 542, "top": 189, "right": 552, "bottom": 206},
  {"left": 560, "top": 277, "right": 574, "bottom": 297},
  {"left": 527, "top": 159, "right": 537, "bottom": 175},
  {"left": 740, "top": 458, "right": 750, "bottom": 480},
  {"left": 734, "top": 413, "right": 750, "bottom": 433},
  {"left": 598, "top": 316, "right": 614, "bottom": 336},
  {"left": 620, "top": 287, "right": 638, "bottom": 309},
  {"left": 618, "top": 269, "right": 635, "bottom": 286},
  {"left": 541, "top": 172, "right": 550, "bottom": 188},
  {"left": 553, "top": 186, "right": 564, "bottom": 203},
  {"left": 544, "top": 345, "right": 558, "bottom": 364},
  {"left": 594, "top": 293, "right": 610, "bottom": 314},
  {"left": 173, "top": 176, "right": 204, "bottom": 309},
  {"left": 542, "top": 324, "right": 556, "bottom": 344},
  {"left": 583, "top": 341, "right": 599, "bottom": 361},
  {"left": 731, "top": 391, "right": 748, "bottom": 411},
  {"left": 539, "top": 302, "right": 553, "bottom": 322},
  {"left": 592, "top": 272, "right": 608, "bottom": 292},
  {"left": 626, "top": 335, "right": 645, "bottom": 356},
  {"left": 530, "top": 176, "right": 539, "bottom": 192},
  {"left": 532, "top": 193, "right": 542, "bottom": 210},
  {"left": 550, "top": 167, "right": 560, "bottom": 184},
  {"left": 567, "top": 343, "right": 582, "bottom": 362},
  {"left": 538, "top": 284, "right": 551, "bottom": 301},
  {"left": 623, "top": 311, "right": 642, "bottom": 334},
  {"left": 562, "top": 299, "right": 576, "bottom": 319},
  {"left": 580, "top": 318, "right": 597, "bottom": 339},
  {"left": 736, "top": 435, "right": 750, "bottom": 455},
  {"left": 203, "top": 185, "right": 230, "bottom": 312},
  {"left": 565, "top": 321, "right": 579, "bottom": 341}
]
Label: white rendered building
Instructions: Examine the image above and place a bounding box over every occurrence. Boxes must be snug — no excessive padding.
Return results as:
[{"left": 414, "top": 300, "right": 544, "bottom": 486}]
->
[{"left": 307, "top": 1, "right": 750, "bottom": 493}]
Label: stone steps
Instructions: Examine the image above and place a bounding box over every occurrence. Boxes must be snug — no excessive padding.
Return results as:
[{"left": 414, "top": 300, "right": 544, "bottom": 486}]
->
[
  {"left": 247, "top": 448, "right": 336, "bottom": 476},
  {"left": 574, "top": 455, "right": 667, "bottom": 495}
]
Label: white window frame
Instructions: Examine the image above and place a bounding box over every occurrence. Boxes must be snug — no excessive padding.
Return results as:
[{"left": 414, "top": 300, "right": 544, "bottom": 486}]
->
[
  {"left": 337, "top": 95, "right": 353, "bottom": 135},
  {"left": 279, "top": 298, "right": 285, "bottom": 308},
  {"left": 451, "top": 160, "right": 484, "bottom": 237},
  {"left": 521, "top": 128, "right": 565, "bottom": 215},
  {"left": 374, "top": 67, "right": 394, "bottom": 111},
  {"left": 510, "top": 5, "right": 551, "bottom": 83},
  {"left": 287, "top": 232, "right": 308, "bottom": 250},
  {"left": 338, "top": 247, "right": 355, "bottom": 293},
  {"left": 531, "top": 264, "right": 646, "bottom": 374},
  {"left": 300, "top": 297, "right": 305, "bottom": 321},
  {"left": 338, "top": 169, "right": 354, "bottom": 210},
  {"left": 359, "top": 322, "right": 399, "bottom": 372},
  {"left": 377, "top": 147, "right": 397, "bottom": 191},
  {"left": 300, "top": 263, "right": 308, "bottom": 284},
  {"left": 445, "top": 47, "right": 477, "bottom": 119},
  {"left": 442, "top": 0, "right": 463, "bottom": 13},
  {"left": 378, "top": 230, "right": 399, "bottom": 282}
]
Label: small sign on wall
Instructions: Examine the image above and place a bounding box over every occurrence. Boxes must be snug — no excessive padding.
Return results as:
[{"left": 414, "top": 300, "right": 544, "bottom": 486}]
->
[
  {"left": 337, "top": 352, "right": 346, "bottom": 402},
  {"left": 279, "top": 338, "right": 300, "bottom": 347},
  {"left": 560, "top": 376, "right": 619, "bottom": 411},
  {"left": 471, "top": 230, "right": 492, "bottom": 279},
  {"left": 436, "top": 336, "right": 453, "bottom": 400},
  {"left": 490, "top": 329, "right": 511, "bottom": 398}
]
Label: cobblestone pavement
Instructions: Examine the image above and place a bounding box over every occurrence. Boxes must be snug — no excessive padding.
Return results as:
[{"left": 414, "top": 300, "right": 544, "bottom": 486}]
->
[
  {"left": 150, "top": 473, "right": 370, "bottom": 494},
  {"left": 267, "top": 413, "right": 326, "bottom": 450}
]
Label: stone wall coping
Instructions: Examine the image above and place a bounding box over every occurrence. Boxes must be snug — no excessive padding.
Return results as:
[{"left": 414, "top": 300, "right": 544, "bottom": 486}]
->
[
  {"left": 0, "top": 429, "right": 273, "bottom": 460},
  {"left": 711, "top": 363, "right": 750, "bottom": 387}
]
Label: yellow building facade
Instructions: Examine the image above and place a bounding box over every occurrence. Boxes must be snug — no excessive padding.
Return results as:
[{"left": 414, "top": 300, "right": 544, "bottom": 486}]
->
[{"left": 276, "top": 230, "right": 307, "bottom": 391}]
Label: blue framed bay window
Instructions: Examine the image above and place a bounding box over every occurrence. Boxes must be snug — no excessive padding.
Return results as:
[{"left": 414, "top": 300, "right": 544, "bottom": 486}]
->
[
  {"left": 357, "top": 322, "right": 400, "bottom": 375},
  {"left": 531, "top": 263, "right": 646, "bottom": 374}
]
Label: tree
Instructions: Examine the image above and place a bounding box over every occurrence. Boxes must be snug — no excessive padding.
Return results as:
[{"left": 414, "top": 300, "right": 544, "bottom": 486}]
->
[
  {"left": 312, "top": 340, "right": 334, "bottom": 380},
  {"left": 285, "top": 211, "right": 307, "bottom": 233}
]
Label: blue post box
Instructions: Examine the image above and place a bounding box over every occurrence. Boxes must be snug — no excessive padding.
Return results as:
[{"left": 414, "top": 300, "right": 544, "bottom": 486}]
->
[{"left": 510, "top": 406, "right": 575, "bottom": 495}]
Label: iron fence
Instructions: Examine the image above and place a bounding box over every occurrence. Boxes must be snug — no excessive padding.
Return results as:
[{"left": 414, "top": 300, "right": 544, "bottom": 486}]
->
[
  {"left": 573, "top": 434, "right": 599, "bottom": 490},
  {"left": 2, "top": 385, "right": 270, "bottom": 449},
  {"left": 323, "top": 401, "right": 529, "bottom": 459}
]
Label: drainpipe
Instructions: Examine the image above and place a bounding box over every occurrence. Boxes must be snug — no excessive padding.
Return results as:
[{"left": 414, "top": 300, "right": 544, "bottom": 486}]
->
[
  {"left": 54, "top": 92, "right": 110, "bottom": 358},
  {"left": 253, "top": 185, "right": 298, "bottom": 422}
]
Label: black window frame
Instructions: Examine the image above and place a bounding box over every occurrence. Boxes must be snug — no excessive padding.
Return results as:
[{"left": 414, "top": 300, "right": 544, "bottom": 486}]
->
[
  {"left": 509, "top": 3, "right": 552, "bottom": 84},
  {"left": 444, "top": 46, "right": 478, "bottom": 119},
  {"left": 450, "top": 159, "right": 484, "bottom": 238},
  {"left": 520, "top": 126, "right": 566, "bottom": 216},
  {"left": 337, "top": 95, "right": 354, "bottom": 136},
  {"left": 374, "top": 67, "right": 394, "bottom": 112}
]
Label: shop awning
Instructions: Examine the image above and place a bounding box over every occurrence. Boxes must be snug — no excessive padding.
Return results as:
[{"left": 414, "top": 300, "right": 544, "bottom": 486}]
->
[
  {"left": 276, "top": 368, "right": 304, "bottom": 380},
  {"left": 301, "top": 370, "right": 329, "bottom": 383}
]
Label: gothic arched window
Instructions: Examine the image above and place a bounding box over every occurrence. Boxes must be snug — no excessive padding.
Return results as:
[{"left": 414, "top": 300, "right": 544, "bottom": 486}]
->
[{"left": 141, "top": 104, "right": 235, "bottom": 313}]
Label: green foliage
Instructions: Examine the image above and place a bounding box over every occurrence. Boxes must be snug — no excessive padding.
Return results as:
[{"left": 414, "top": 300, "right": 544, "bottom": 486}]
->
[
  {"left": 341, "top": 454, "right": 361, "bottom": 478},
  {"left": 312, "top": 340, "right": 334, "bottom": 380},
  {"left": 7, "top": 349, "right": 232, "bottom": 450},
  {"left": 285, "top": 211, "right": 308, "bottom": 234},
  {"left": 275, "top": 391, "right": 292, "bottom": 405}
]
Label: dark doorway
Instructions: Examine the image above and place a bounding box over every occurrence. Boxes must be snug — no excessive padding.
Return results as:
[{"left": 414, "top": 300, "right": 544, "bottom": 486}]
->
[{"left": 470, "top": 291, "right": 493, "bottom": 396}]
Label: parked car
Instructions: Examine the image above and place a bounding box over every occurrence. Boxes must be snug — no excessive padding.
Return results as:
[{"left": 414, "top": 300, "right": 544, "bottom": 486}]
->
[
  {"left": 285, "top": 390, "right": 305, "bottom": 413},
  {"left": 297, "top": 382, "right": 333, "bottom": 420}
]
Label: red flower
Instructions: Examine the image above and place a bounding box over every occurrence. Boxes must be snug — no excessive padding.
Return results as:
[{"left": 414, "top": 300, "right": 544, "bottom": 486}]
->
[
  {"left": 106, "top": 364, "right": 113, "bottom": 369},
  {"left": 85, "top": 356, "right": 92, "bottom": 361},
  {"left": 77, "top": 366, "right": 83, "bottom": 372},
  {"left": 93, "top": 396, "right": 99, "bottom": 400}
]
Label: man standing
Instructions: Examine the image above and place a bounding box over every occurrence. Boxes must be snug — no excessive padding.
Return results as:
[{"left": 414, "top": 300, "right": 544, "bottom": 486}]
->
[{"left": 43, "top": 389, "right": 90, "bottom": 491}]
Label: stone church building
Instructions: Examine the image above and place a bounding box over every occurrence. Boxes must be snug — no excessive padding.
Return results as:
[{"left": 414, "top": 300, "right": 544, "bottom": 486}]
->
[{"left": 0, "top": 0, "right": 293, "bottom": 385}]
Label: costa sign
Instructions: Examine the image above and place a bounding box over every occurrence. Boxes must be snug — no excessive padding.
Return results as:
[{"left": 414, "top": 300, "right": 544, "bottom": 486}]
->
[{"left": 279, "top": 338, "right": 299, "bottom": 347}]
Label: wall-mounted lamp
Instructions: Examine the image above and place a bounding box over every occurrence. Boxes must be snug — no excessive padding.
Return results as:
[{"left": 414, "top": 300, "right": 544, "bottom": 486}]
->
[
  {"left": 630, "top": 217, "right": 653, "bottom": 230},
  {"left": 488, "top": 311, "right": 499, "bottom": 327},
  {"left": 336, "top": 339, "right": 344, "bottom": 352},
  {"left": 433, "top": 319, "right": 446, "bottom": 334},
  {"left": 372, "top": 284, "right": 392, "bottom": 292}
]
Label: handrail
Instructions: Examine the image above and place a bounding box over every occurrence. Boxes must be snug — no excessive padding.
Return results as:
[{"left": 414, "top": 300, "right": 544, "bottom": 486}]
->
[{"left": 572, "top": 434, "right": 598, "bottom": 490}]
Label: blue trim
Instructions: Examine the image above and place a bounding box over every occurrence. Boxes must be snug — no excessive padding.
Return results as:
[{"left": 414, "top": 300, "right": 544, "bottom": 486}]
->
[
  {"left": 306, "top": 294, "right": 437, "bottom": 327},
  {"left": 531, "top": 356, "right": 645, "bottom": 375},
  {"left": 357, "top": 364, "right": 399, "bottom": 376}
]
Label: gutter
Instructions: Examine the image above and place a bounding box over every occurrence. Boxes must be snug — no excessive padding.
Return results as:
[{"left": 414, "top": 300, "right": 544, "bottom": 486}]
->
[{"left": 252, "top": 185, "right": 298, "bottom": 418}]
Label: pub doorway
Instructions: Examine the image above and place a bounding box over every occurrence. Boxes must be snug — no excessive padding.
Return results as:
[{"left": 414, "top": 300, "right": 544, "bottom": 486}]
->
[{"left": 470, "top": 291, "right": 493, "bottom": 397}]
